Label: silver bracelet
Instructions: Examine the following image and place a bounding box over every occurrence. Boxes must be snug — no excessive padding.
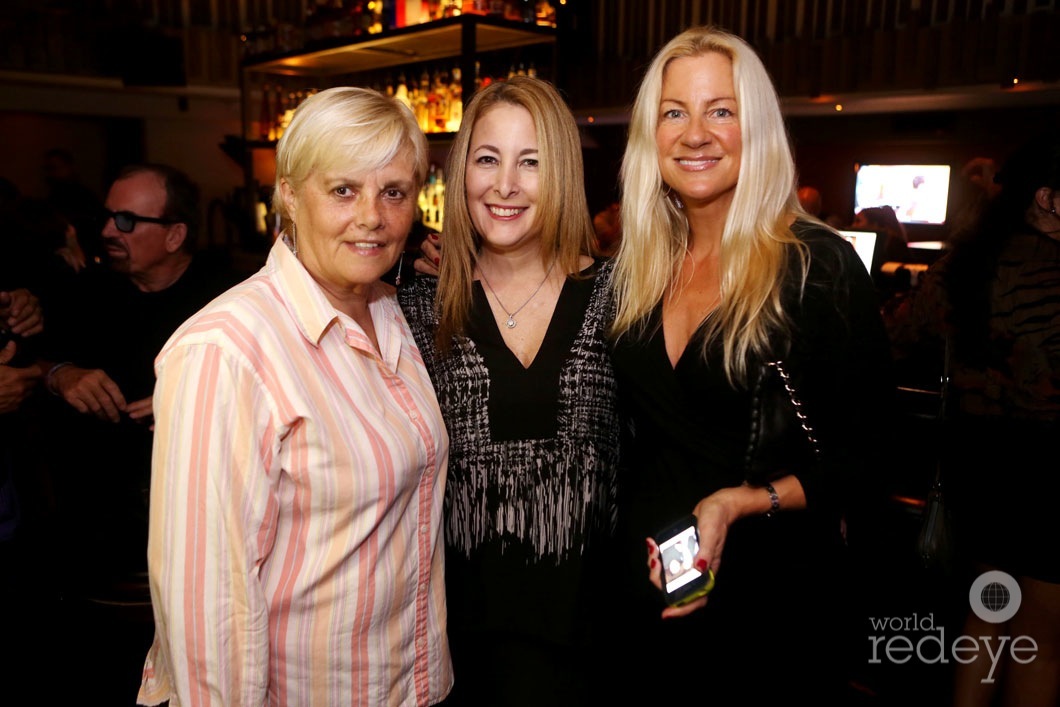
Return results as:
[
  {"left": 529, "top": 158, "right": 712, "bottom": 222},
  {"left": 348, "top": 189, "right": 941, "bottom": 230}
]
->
[
  {"left": 764, "top": 483, "right": 780, "bottom": 518},
  {"left": 45, "top": 361, "right": 73, "bottom": 396}
]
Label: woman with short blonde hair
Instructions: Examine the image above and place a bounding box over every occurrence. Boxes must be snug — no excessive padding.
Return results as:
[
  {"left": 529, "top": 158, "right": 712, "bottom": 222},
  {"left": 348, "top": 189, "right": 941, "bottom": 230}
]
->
[{"left": 141, "top": 86, "right": 452, "bottom": 706}]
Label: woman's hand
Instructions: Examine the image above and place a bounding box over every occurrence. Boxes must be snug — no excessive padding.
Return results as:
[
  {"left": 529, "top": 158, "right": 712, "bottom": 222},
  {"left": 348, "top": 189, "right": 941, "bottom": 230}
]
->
[
  {"left": 646, "top": 477, "right": 806, "bottom": 617},
  {"left": 644, "top": 486, "right": 747, "bottom": 619},
  {"left": 412, "top": 231, "right": 442, "bottom": 277}
]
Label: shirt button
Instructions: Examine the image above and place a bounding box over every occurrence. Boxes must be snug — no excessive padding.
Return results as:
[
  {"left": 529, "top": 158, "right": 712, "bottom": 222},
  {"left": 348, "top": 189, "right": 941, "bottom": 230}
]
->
[
  {"left": 420, "top": 524, "right": 429, "bottom": 534},
  {"left": 409, "top": 410, "right": 419, "bottom": 421}
]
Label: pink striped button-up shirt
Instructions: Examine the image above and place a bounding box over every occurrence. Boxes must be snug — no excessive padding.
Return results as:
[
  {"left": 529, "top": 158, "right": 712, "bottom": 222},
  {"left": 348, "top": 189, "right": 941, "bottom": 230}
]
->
[{"left": 137, "top": 239, "right": 451, "bottom": 707}]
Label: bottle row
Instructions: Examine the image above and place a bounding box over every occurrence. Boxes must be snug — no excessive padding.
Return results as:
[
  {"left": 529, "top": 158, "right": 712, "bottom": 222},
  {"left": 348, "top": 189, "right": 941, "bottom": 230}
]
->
[
  {"left": 252, "top": 61, "right": 538, "bottom": 141},
  {"left": 242, "top": 0, "right": 558, "bottom": 58},
  {"left": 419, "top": 164, "right": 446, "bottom": 232}
]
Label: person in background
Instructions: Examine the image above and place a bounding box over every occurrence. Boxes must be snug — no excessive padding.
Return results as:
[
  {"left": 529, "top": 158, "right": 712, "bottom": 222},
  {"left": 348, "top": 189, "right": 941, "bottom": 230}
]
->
[
  {"left": 42, "top": 147, "right": 105, "bottom": 265},
  {"left": 138, "top": 86, "right": 452, "bottom": 706},
  {"left": 0, "top": 287, "right": 45, "bottom": 535},
  {"left": 42, "top": 164, "right": 236, "bottom": 425},
  {"left": 852, "top": 205, "right": 910, "bottom": 263},
  {"left": 0, "top": 267, "right": 50, "bottom": 700},
  {"left": 37, "top": 163, "right": 238, "bottom": 703},
  {"left": 947, "top": 156, "right": 1003, "bottom": 241},
  {"left": 797, "top": 184, "right": 823, "bottom": 217},
  {"left": 608, "top": 26, "right": 894, "bottom": 702},
  {"left": 961, "top": 157, "right": 1002, "bottom": 203},
  {"left": 851, "top": 205, "right": 914, "bottom": 309},
  {"left": 798, "top": 183, "right": 846, "bottom": 229},
  {"left": 11, "top": 198, "right": 86, "bottom": 310},
  {"left": 2, "top": 186, "right": 56, "bottom": 677},
  {"left": 399, "top": 76, "right": 619, "bottom": 706},
  {"left": 592, "top": 200, "right": 622, "bottom": 256},
  {"left": 887, "top": 134, "right": 1060, "bottom": 707}
]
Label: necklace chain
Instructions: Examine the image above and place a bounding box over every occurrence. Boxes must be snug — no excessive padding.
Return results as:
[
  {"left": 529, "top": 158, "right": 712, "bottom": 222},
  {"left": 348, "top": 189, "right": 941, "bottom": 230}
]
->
[{"left": 478, "top": 258, "right": 557, "bottom": 329}]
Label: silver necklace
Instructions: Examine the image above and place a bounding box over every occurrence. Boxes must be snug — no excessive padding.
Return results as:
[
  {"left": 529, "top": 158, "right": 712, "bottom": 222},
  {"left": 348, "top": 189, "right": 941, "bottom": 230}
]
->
[{"left": 478, "top": 258, "right": 556, "bottom": 329}]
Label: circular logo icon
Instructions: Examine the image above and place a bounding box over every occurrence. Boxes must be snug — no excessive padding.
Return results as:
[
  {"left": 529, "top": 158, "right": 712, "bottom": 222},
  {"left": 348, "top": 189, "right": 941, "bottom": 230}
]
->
[{"left": 968, "top": 570, "right": 1022, "bottom": 624}]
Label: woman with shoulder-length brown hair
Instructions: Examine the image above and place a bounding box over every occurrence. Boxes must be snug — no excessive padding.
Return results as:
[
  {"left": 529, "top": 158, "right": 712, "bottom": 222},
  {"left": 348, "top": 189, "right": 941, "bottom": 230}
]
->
[
  {"left": 399, "top": 76, "right": 620, "bottom": 706},
  {"left": 429, "top": 75, "right": 596, "bottom": 349}
]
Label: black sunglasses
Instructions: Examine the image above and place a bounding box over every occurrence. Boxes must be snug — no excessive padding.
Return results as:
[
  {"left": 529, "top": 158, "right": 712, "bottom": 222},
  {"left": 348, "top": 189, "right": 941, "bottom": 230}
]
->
[{"left": 104, "top": 209, "right": 178, "bottom": 234}]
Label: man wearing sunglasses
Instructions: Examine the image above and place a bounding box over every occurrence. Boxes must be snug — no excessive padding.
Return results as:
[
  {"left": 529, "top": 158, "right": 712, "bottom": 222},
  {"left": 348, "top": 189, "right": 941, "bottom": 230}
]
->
[
  {"left": 40, "top": 163, "right": 223, "bottom": 420},
  {"left": 33, "top": 163, "right": 240, "bottom": 703}
]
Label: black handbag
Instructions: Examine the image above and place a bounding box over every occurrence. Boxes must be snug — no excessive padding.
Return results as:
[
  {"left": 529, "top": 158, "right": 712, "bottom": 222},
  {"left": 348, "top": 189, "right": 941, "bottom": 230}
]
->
[
  {"left": 916, "top": 463, "right": 954, "bottom": 572},
  {"left": 744, "top": 360, "right": 821, "bottom": 485},
  {"left": 916, "top": 339, "right": 955, "bottom": 573}
]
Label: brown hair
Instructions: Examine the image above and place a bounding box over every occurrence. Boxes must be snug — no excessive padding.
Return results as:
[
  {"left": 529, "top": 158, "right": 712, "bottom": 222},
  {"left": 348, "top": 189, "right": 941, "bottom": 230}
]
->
[{"left": 435, "top": 76, "right": 594, "bottom": 351}]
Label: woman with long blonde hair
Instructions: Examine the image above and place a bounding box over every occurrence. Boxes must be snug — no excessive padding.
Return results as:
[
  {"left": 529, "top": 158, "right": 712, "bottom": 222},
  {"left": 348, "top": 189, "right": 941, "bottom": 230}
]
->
[{"left": 609, "top": 26, "right": 894, "bottom": 701}]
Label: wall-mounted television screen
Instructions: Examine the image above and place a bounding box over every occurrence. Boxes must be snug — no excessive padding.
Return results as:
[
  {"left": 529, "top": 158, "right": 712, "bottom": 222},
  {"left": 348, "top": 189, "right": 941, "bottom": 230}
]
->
[{"left": 854, "top": 164, "right": 951, "bottom": 225}]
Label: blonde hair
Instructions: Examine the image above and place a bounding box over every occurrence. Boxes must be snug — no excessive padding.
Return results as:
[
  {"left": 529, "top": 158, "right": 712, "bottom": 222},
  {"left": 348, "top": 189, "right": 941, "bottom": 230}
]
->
[
  {"left": 435, "top": 76, "right": 594, "bottom": 350},
  {"left": 612, "top": 25, "right": 814, "bottom": 384},
  {"left": 272, "top": 86, "right": 429, "bottom": 230}
]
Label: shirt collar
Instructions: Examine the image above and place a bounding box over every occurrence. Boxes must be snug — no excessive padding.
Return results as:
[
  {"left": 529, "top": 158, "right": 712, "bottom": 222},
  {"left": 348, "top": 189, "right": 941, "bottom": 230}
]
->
[
  {"left": 266, "top": 238, "right": 404, "bottom": 372},
  {"left": 267, "top": 237, "right": 341, "bottom": 346}
]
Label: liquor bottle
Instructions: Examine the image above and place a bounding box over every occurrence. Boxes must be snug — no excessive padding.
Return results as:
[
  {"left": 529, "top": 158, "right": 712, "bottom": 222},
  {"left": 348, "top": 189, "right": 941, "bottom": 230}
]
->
[
  {"left": 463, "top": 0, "right": 488, "bottom": 15},
  {"left": 417, "top": 164, "right": 436, "bottom": 226},
  {"left": 417, "top": 164, "right": 445, "bottom": 230},
  {"left": 434, "top": 167, "right": 446, "bottom": 229},
  {"left": 432, "top": 68, "right": 450, "bottom": 132},
  {"left": 402, "top": 0, "right": 426, "bottom": 25},
  {"left": 277, "top": 90, "right": 297, "bottom": 140},
  {"left": 394, "top": 73, "right": 411, "bottom": 109},
  {"left": 305, "top": 1, "right": 327, "bottom": 42},
  {"left": 381, "top": 0, "right": 396, "bottom": 30},
  {"left": 414, "top": 70, "right": 431, "bottom": 132},
  {"left": 268, "top": 85, "right": 281, "bottom": 141},
  {"left": 446, "top": 66, "right": 463, "bottom": 132},
  {"left": 258, "top": 83, "right": 273, "bottom": 140},
  {"left": 535, "top": 0, "right": 556, "bottom": 27}
]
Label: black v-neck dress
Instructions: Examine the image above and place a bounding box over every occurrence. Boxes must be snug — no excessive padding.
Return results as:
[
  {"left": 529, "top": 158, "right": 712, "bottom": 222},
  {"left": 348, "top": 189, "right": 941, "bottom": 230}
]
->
[
  {"left": 399, "top": 259, "right": 620, "bottom": 706},
  {"left": 608, "top": 222, "right": 896, "bottom": 702}
]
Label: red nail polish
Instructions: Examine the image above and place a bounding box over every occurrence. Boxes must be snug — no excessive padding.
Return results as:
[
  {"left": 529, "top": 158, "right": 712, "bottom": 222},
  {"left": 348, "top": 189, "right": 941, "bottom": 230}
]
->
[
  {"left": 429, "top": 232, "right": 439, "bottom": 241},
  {"left": 433, "top": 257, "right": 440, "bottom": 265},
  {"left": 695, "top": 558, "right": 708, "bottom": 572},
  {"left": 649, "top": 558, "right": 657, "bottom": 569}
]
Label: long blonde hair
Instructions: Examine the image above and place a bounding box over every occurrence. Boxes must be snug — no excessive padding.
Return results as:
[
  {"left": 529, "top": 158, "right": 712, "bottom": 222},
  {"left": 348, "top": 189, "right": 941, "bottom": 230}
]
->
[
  {"left": 612, "top": 26, "right": 813, "bottom": 385},
  {"left": 435, "top": 76, "right": 594, "bottom": 351}
]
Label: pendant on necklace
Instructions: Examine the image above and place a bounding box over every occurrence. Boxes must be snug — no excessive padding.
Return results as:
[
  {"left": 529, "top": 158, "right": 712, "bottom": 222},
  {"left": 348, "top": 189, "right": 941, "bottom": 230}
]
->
[{"left": 505, "top": 316, "right": 517, "bottom": 329}]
